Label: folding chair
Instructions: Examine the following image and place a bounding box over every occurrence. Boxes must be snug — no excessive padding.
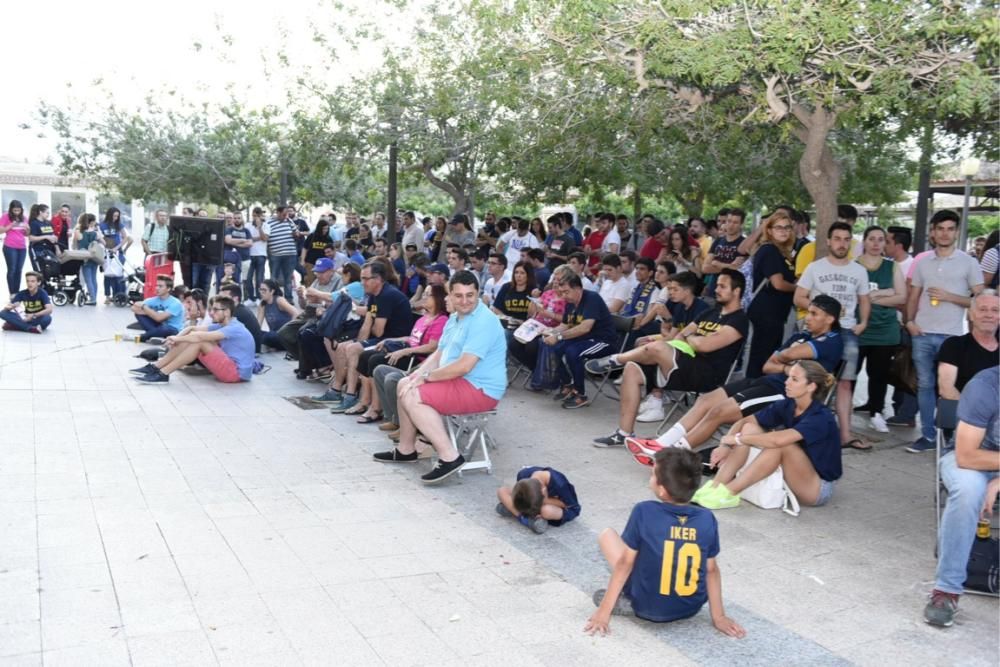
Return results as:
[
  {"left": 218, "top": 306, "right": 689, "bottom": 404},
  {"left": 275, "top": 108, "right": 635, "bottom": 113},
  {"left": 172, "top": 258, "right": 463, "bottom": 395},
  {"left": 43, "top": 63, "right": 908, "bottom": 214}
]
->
[
  {"left": 445, "top": 410, "right": 499, "bottom": 475},
  {"left": 586, "top": 315, "right": 636, "bottom": 402},
  {"left": 507, "top": 354, "right": 533, "bottom": 388},
  {"left": 934, "top": 397, "right": 960, "bottom": 557},
  {"left": 822, "top": 360, "right": 846, "bottom": 407}
]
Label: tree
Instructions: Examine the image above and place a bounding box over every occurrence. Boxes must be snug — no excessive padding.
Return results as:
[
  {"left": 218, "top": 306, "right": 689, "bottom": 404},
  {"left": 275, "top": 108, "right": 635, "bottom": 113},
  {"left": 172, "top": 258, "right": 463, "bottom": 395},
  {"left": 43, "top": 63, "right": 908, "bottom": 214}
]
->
[{"left": 479, "top": 0, "right": 996, "bottom": 253}]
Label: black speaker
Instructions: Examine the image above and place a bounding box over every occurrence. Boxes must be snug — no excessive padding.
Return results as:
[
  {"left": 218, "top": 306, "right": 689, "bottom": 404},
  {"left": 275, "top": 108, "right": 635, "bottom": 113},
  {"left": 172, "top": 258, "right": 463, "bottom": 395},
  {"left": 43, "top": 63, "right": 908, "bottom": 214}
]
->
[{"left": 167, "top": 216, "right": 225, "bottom": 265}]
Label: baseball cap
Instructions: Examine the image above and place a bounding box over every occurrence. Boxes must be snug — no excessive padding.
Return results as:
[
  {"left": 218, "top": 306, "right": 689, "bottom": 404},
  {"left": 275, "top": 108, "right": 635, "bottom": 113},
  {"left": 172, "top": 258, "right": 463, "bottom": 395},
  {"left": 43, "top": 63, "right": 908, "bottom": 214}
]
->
[
  {"left": 313, "top": 258, "right": 335, "bottom": 272},
  {"left": 450, "top": 214, "right": 468, "bottom": 226},
  {"left": 428, "top": 263, "right": 450, "bottom": 277}
]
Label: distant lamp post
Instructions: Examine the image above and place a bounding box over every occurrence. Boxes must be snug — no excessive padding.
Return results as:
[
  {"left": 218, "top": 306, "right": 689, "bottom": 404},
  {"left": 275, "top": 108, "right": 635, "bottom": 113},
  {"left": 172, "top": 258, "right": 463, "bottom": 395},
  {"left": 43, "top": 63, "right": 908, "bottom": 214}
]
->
[{"left": 959, "top": 157, "right": 981, "bottom": 252}]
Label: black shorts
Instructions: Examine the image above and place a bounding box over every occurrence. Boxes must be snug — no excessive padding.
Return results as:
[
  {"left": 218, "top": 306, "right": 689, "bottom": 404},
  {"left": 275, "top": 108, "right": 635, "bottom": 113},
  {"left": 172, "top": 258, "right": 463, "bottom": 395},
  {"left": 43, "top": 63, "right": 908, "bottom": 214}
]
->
[
  {"left": 638, "top": 350, "right": 719, "bottom": 393},
  {"left": 723, "top": 377, "right": 785, "bottom": 417}
]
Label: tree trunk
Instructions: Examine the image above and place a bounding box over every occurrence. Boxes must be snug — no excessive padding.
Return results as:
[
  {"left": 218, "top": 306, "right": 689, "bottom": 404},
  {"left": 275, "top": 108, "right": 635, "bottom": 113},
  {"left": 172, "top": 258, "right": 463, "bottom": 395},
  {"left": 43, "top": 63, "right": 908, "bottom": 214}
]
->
[
  {"left": 793, "top": 107, "right": 840, "bottom": 259},
  {"left": 632, "top": 185, "right": 642, "bottom": 221},
  {"left": 677, "top": 191, "right": 705, "bottom": 219},
  {"left": 419, "top": 163, "right": 472, "bottom": 219},
  {"left": 913, "top": 122, "right": 934, "bottom": 254}
]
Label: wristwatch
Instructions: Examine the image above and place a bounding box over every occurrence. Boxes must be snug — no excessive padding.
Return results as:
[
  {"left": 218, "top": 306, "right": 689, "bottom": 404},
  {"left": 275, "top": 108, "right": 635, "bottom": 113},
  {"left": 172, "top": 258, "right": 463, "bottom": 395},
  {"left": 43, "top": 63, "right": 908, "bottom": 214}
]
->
[
  {"left": 556, "top": 332, "right": 564, "bottom": 341},
  {"left": 422, "top": 371, "right": 431, "bottom": 381}
]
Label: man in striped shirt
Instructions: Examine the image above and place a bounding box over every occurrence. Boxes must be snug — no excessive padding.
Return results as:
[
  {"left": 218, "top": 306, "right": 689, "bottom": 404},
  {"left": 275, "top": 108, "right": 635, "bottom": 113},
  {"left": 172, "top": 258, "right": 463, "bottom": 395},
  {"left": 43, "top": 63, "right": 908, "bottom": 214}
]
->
[{"left": 261, "top": 206, "right": 299, "bottom": 300}]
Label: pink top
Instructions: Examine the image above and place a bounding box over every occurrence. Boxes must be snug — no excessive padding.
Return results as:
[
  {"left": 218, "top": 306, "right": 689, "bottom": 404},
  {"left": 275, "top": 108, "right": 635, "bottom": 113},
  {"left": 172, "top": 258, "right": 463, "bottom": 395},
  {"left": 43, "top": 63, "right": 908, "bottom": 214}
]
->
[
  {"left": 534, "top": 289, "right": 566, "bottom": 327},
  {"left": 407, "top": 313, "right": 448, "bottom": 350},
  {"left": 1, "top": 213, "right": 29, "bottom": 249}
]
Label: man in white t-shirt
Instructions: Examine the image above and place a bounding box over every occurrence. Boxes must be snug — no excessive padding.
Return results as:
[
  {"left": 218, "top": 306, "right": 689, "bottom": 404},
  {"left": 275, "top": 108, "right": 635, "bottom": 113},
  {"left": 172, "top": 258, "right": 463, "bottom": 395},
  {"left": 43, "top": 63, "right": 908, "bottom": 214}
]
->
[
  {"left": 599, "top": 214, "right": 621, "bottom": 255},
  {"left": 481, "top": 253, "right": 511, "bottom": 306},
  {"left": 794, "top": 221, "right": 871, "bottom": 450},
  {"left": 497, "top": 218, "right": 540, "bottom": 267},
  {"left": 598, "top": 254, "right": 631, "bottom": 314}
]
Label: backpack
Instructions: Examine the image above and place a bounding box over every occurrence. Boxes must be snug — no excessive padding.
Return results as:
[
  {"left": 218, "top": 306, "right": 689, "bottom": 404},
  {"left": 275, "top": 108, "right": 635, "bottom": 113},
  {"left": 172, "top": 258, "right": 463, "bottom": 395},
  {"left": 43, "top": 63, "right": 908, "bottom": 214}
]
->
[
  {"left": 316, "top": 292, "right": 354, "bottom": 339},
  {"left": 965, "top": 536, "right": 999, "bottom": 594}
]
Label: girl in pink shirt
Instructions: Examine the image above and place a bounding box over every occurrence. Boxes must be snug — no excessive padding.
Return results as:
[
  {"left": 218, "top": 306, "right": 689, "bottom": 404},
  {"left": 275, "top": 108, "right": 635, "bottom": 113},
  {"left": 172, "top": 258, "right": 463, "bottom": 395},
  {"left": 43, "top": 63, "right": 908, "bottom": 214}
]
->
[{"left": 1, "top": 200, "right": 30, "bottom": 294}]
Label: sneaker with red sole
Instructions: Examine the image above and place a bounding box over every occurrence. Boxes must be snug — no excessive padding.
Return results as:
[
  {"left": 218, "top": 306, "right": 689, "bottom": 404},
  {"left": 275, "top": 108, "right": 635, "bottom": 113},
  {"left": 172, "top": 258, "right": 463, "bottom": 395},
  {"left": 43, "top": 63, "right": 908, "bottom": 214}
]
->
[{"left": 625, "top": 437, "right": 664, "bottom": 467}]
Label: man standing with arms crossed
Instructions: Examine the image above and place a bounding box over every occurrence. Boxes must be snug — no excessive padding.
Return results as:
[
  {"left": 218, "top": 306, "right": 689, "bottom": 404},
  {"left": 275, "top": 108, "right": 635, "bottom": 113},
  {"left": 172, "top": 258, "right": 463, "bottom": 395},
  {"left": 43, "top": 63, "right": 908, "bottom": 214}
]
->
[{"left": 794, "top": 221, "right": 871, "bottom": 450}]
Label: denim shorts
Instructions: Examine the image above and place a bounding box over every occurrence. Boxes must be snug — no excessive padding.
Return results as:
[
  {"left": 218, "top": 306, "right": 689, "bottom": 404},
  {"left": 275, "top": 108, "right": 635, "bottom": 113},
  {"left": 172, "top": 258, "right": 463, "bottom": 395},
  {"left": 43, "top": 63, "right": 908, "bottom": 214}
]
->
[
  {"left": 815, "top": 479, "right": 836, "bottom": 506},
  {"left": 838, "top": 330, "right": 859, "bottom": 381}
]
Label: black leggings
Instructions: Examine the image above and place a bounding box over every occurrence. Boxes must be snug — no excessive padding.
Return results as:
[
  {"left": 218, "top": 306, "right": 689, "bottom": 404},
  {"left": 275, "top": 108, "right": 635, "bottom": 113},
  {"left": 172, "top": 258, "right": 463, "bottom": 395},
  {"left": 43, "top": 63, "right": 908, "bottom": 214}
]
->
[
  {"left": 746, "top": 314, "right": 786, "bottom": 379},
  {"left": 856, "top": 344, "right": 895, "bottom": 414},
  {"left": 358, "top": 348, "right": 411, "bottom": 377}
]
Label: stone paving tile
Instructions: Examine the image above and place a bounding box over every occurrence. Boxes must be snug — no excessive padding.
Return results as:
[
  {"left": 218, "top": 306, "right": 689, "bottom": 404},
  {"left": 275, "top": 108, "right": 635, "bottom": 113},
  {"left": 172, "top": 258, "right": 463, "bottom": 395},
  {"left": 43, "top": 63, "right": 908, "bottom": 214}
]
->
[{"left": 1, "top": 306, "right": 997, "bottom": 665}]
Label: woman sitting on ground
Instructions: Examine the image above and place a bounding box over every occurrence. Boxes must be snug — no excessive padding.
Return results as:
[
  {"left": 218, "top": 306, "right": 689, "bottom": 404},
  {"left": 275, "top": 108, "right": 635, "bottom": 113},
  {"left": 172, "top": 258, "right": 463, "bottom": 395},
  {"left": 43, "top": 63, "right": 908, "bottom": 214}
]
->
[
  {"left": 351, "top": 284, "right": 450, "bottom": 427},
  {"left": 691, "top": 360, "right": 841, "bottom": 510},
  {"left": 257, "top": 279, "right": 299, "bottom": 350}
]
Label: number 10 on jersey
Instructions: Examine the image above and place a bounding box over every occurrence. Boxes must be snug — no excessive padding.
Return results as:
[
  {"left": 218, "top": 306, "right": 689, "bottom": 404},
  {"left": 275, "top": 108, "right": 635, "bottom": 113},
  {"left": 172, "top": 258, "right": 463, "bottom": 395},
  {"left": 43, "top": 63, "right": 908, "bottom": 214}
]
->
[{"left": 660, "top": 540, "right": 701, "bottom": 596}]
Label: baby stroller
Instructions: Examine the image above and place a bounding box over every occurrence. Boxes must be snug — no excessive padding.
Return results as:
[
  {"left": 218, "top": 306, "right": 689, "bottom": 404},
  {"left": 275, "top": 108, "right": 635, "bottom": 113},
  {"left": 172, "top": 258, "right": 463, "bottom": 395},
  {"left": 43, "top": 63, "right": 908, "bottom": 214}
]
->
[
  {"left": 32, "top": 246, "right": 87, "bottom": 307},
  {"left": 121, "top": 258, "right": 147, "bottom": 305}
]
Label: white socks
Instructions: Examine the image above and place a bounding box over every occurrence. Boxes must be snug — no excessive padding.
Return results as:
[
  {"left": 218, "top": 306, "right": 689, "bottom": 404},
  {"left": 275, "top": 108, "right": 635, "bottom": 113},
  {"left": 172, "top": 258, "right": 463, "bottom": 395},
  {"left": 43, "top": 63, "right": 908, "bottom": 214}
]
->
[{"left": 657, "top": 423, "right": 687, "bottom": 446}]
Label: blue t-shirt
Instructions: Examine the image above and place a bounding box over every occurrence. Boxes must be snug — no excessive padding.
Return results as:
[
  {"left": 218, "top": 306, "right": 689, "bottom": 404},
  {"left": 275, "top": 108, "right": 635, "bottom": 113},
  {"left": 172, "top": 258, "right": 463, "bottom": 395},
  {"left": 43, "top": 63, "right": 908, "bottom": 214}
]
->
[
  {"left": 349, "top": 251, "right": 366, "bottom": 265},
  {"left": 208, "top": 320, "right": 256, "bottom": 381},
  {"left": 534, "top": 266, "right": 551, "bottom": 289},
  {"left": 562, "top": 289, "right": 616, "bottom": 344},
  {"left": 437, "top": 301, "right": 508, "bottom": 400},
  {"left": 142, "top": 295, "right": 185, "bottom": 331},
  {"left": 29, "top": 220, "right": 57, "bottom": 253},
  {"left": 226, "top": 226, "right": 252, "bottom": 260},
  {"left": 516, "top": 466, "right": 580, "bottom": 514},
  {"left": 12, "top": 288, "right": 50, "bottom": 314},
  {"left": 760, "top": 329, "right": 843, "bottom": 392},
  {"left": 754, "top": 398, "right": 842, "bottom": 481},
  {"left": 956, "top": 367, "right": 999, "bottom": 452},
  {"left": 621, "top": 280, "right": 658, "bottom": 318},
  {"left": 621, "top": 500, "right": 719, "bottom": 622},
  {"left": 667, "top": 297, "right": 711, "bottom": 329},
  {"left": 343, "top": 281, "right": 365, "bottom": 303}
]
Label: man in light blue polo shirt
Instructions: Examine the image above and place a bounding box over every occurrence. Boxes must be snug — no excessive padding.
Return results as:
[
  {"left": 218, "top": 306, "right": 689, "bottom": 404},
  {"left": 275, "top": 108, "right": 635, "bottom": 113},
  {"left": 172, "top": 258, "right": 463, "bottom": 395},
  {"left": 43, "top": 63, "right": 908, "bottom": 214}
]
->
[
  {"left": 372, "top": 269, "right": 507, "bottom": 484},
  {"left": 130, "top": 275, "right": 185, "bottom": 342}
]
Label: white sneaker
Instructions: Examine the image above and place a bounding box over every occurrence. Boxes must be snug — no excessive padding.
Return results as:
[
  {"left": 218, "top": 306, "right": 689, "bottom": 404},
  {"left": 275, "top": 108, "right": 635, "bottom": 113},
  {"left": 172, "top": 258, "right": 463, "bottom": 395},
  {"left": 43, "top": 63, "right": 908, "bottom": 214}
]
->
[
  {"left": 870, "top": 412, "right": 889, "bottom": 433},
  {"left": 639, "top": 393, "right": 660, "bottom": 411},
  {"left": 636, "top": 404, "right": 665, "bottom": 423}
]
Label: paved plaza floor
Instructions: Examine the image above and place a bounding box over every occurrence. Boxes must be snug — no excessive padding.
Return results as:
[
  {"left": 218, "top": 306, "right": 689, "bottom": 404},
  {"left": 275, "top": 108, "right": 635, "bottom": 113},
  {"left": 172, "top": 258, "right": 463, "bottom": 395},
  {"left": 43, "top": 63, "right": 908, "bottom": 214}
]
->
[{"left": 0, "top": 305, "right": 996, "bottom": 666}]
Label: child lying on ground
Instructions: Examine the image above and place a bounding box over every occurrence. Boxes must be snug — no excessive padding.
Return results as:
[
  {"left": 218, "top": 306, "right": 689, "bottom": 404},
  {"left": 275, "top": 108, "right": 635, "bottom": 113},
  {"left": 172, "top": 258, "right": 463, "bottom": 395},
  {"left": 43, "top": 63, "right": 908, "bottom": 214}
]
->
[
  {"left": 585, "top": 448, "right": 745, "bottom": 638},
  {"left": 496, "top": 466, "right": 581, "bottom": 534}
]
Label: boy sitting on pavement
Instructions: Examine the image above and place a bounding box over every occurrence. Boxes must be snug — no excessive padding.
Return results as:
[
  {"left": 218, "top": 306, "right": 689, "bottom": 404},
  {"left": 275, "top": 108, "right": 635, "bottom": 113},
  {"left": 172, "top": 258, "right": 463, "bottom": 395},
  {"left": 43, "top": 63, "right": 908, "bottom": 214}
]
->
[
  {"left": 1, "top": 272, "right": 53, "bottom": 333},
  {"left": 585, "top": 448, "right": 745, "bottom": 639},
  {"left": 496, "top": 466, "right": 581, "bottom": 535},
  {"left": 131, "top": 295, "right": 256, "bottom": 384}
]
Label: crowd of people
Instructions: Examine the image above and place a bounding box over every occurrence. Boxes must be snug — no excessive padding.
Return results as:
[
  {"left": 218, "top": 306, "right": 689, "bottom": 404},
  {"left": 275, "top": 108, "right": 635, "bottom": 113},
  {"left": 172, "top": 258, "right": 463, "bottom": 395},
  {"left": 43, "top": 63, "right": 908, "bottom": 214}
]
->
[{"left": 1, "top": 200, "right": 997, "bottom": 635}]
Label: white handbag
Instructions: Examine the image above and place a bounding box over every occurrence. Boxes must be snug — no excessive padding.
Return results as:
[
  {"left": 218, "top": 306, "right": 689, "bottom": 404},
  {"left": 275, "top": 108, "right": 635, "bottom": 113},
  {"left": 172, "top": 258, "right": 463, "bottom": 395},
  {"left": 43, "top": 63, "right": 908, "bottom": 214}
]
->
[
  {"left": 103, "top": 253, "right": 124, "bottom": 278},
  {"left": 736, "top": 447, "right": 801, "bottom": 517}
]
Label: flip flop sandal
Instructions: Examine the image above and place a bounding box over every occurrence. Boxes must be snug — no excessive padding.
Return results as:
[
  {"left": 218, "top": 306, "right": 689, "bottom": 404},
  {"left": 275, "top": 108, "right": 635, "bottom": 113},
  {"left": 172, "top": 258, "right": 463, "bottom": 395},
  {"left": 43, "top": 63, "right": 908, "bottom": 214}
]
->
[
  {"left": 356, "top": 413, "right": 383, "bottom": 424},
  {"left": 842, "top": 438, "right": 873, "bottom": 451},
  {"left": 344, "top": 404, "right": 369, "bottom": 416}
]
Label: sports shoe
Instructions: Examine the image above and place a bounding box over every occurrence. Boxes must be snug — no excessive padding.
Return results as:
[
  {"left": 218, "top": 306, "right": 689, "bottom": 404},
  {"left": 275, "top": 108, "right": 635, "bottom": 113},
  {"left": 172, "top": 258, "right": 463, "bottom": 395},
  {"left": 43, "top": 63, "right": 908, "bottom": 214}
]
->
[
  {"left": 145, "top": 337, "right": 166, "bottom": 345},
  {"left": 625, "top": 437, "right": 664, "bottom": 466},
  {"left": 591, "top": 589, "right": 634, "bottom": 616},
  {"left": 378, "top": 421, "right": 400, "bottom": 432},
  {"left": 562, "top": 393, "right": 590, "bottom": 409},
  {"left": 310, "top": 389, "right": 343, "bottom": 404},
  {"left": 636, "top": 403, "right": 665, "bottom": 423},
  {"left": 690, "top": 479, "right": 715, "bottom": 505},
  {"left": 126, "top": 322, "right": 144, "bottom": 331},
  {"left": 421, "top": 455, "right": 466, "bottom": 484},
  {"left": 593, "top": 431, "right": 630, "bottom": 448},
  {"left": 372, "top": 448, "right": 419, "bottom": 463},
  {"left": 886, "top": 415, "right": 916, "bottom": 428},
  {"left": 28, "top": 326, "right": 41, "bottom": 334},
  {"left": 923, "top": 589, "right": 959, "bottom": 627},
  {"left": 130, "top": 363, "right": 158, "bottom": 376},
  {"left": 639, "top": 393, "right": 660, "bottom": 411},
  {"left": 696, "top": 483, "right": 741, "bottom": 510},
  {"left": 2, "top": 323, "right": 14, "bottom": 331},
  {"left": 518, "top": 514, "right": 548, "bottom": 534},
  {"left": 135, "top": 369, "right": 169, "bottom": 383},
  {"left": 584, "top": 356, "right": 624, "bottom": 375},
  {"left": 905, "top": 437, "right": 935, "bottom": 453},
  {"left": 329, "top": 394, "right": 359, "bottom": 413},
  {"left": 869, "top": 412, "right": 889, "bottom": 433},
  {"left": 552, "top": 385, "right": 574, "bottom": 401},
  {"left": 495, "top": 502, "right": 514, "bottom": 518}
]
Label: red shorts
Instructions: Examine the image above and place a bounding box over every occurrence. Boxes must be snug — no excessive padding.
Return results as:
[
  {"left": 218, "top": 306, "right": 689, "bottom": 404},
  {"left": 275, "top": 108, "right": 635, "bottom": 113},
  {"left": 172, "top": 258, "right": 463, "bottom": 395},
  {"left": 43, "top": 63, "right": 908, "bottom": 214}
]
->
[
  {"left": 418, "top": 377, "right": 498, "bottom": 414},
  {"left": 198, "top": 346, "right": 242, "bottom": 383}
]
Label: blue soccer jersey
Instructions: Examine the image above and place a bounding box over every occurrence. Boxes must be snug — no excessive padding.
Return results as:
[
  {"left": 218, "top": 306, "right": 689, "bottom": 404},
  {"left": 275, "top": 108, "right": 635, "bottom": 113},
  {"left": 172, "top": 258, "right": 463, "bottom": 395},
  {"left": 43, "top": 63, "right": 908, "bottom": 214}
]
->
[
  {"left": 516, "top": 466, "right": 581, "bottom": 525},
  {"left": 621, "top": 500, "right": 719, "bottom": 622}
]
